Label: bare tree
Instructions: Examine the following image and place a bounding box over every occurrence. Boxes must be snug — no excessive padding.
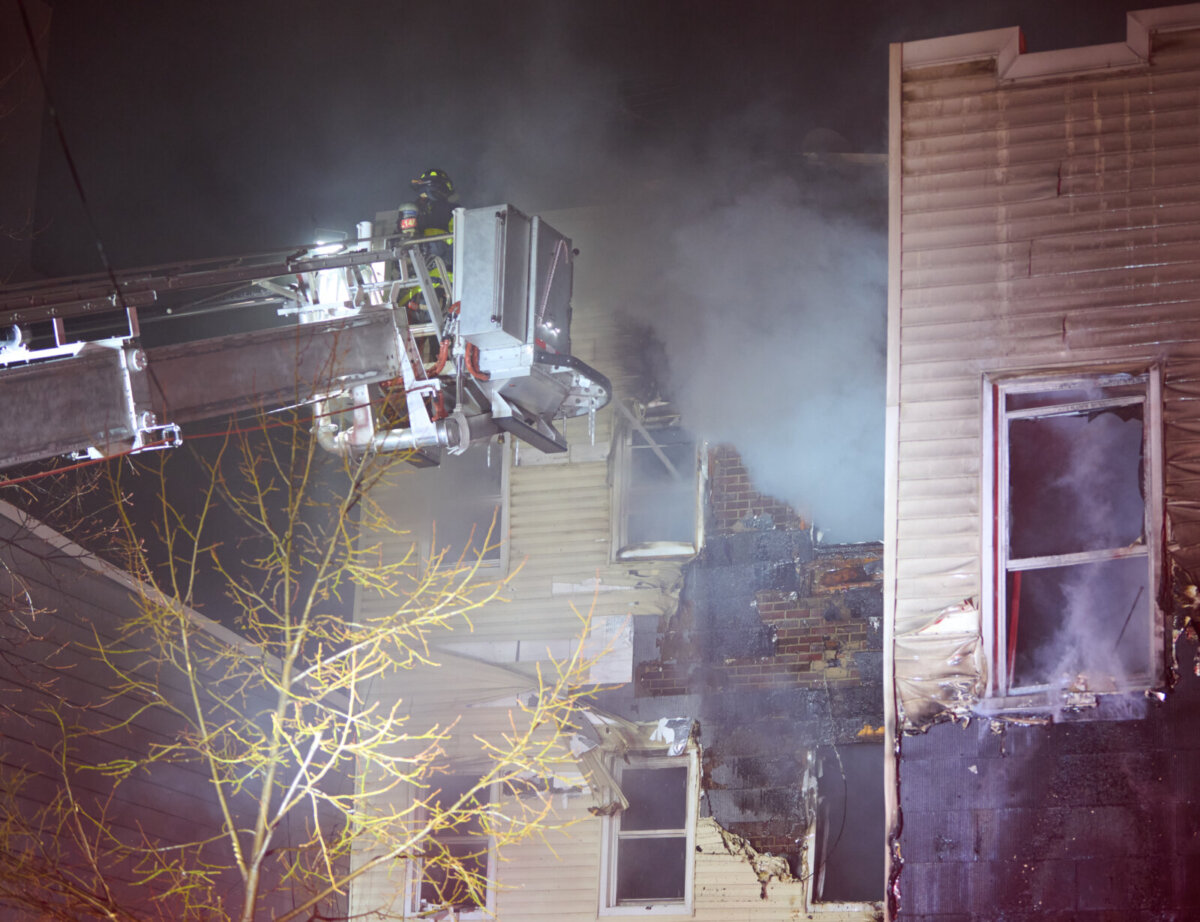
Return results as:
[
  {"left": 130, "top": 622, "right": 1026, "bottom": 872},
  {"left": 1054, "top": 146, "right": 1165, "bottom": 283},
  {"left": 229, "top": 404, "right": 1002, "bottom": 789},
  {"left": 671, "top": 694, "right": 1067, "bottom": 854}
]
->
[{"left": 0, "top": 409, "right": 601, "bottom": 922}]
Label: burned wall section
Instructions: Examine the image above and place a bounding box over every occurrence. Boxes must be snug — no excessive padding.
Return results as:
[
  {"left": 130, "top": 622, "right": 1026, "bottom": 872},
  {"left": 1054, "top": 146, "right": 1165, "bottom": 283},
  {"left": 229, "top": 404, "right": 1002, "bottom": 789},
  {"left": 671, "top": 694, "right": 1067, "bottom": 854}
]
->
[
  {"left": 887, "top": 21, "right": 1200, "bottom": 919},
  {"left": 598, "top": 444, "right": 884, "bottom": 876},
  {"left": 897, "top": 633, "right": 1200, "bottom": 920}
]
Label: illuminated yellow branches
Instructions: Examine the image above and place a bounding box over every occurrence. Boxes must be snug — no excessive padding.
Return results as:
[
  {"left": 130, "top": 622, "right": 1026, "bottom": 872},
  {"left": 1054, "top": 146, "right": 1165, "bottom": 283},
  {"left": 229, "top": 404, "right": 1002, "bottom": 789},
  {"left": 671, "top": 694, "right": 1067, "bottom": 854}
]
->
[{"left": 1, "top": 409, "right": 603, "bottom": 922}]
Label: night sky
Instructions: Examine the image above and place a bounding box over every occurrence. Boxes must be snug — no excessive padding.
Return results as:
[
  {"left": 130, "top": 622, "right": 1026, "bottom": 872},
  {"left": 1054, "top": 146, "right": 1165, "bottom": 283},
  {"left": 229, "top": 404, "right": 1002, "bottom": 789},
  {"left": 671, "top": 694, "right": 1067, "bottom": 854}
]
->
[
  {"left": 29, "top": 0, "right": 1181, "bottom": 272},
  {"left": 15, "top": 0, "right": 1195, "bottom": 541}
]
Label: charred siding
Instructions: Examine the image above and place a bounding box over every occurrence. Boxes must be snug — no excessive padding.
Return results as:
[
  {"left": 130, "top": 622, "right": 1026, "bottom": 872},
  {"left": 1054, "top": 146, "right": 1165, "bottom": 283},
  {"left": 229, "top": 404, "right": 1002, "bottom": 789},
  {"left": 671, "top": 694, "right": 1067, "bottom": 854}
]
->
[
  {"left": 895, "top": 30, "right": 1200, "bottom": 642},
  {"left": 890, "top": 15, "right": 1200, "bottom": 922}
]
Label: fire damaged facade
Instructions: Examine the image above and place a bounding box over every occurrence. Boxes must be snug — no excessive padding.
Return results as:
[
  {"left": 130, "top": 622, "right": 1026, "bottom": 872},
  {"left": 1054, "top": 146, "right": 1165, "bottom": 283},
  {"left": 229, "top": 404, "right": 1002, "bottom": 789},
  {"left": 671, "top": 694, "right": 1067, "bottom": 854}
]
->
[
  {"left": 351, "top": 208, "right": 886, "bottom": 919},
  {"left": 606, "top": 443, "right": 885, "bottom": 902},
  {"left": 884, "top": 5, "right": 1200, "bottom": 919}
]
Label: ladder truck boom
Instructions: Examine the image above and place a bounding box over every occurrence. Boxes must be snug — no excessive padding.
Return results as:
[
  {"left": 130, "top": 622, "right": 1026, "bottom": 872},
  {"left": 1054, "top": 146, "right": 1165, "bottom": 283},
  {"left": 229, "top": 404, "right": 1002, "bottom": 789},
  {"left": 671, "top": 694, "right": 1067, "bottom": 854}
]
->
[{"left": 0, "top": 205, "right": 611, "bottom": 471}]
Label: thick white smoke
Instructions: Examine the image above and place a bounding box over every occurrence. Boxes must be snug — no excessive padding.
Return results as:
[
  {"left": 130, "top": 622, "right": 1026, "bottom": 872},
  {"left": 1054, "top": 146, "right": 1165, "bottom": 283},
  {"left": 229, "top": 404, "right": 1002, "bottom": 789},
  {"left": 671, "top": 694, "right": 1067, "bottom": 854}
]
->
[
  {"left": 441, "top": 9, "right": 890, "bottom": 542},
  {"left": 654, "top": 175, "right": 885, "bottom": 541},
  {"left": 587, "top": 173, "right": 887, "bottom": 542}
]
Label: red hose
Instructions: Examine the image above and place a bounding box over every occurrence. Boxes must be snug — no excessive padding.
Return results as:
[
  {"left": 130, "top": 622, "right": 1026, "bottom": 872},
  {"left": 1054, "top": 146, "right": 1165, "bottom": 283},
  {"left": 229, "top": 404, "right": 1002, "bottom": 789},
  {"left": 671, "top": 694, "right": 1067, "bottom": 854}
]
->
[
  {"left": 431, "top": 337, "right": 453, "bottom": 375},
  {"left": 1007, "top": 571, "right": 1022, "bottom": 688},
  {"left": 466, "top": 343, "right": 490, "bottom": 381}
]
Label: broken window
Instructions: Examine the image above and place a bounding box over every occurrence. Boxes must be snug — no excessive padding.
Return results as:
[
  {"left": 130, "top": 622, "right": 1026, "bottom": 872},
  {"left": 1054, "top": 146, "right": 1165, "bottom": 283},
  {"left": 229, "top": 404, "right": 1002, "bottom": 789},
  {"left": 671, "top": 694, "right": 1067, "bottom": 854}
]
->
[
  {"left": 410, "top": 775, "right": 495, "bottom": 918},
  {"left": 613, "top": 414, "right": 704, "bottom": 560},
  {"left": 988, "top": 371, "right": 1162, "bottom": 698},
  {"left": 601, "top": 750, "right": 698, "bottom": 913},
  {"left": 808, "top": 742, "right": 885, "bottom": 905}
]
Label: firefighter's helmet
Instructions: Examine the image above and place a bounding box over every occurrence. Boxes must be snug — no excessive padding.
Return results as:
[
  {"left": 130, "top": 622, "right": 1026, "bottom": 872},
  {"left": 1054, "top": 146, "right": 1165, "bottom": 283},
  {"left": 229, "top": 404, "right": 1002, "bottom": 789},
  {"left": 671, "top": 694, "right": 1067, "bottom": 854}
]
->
[{"left": 411, "top": 168, "right": 454, "bottom": 201}]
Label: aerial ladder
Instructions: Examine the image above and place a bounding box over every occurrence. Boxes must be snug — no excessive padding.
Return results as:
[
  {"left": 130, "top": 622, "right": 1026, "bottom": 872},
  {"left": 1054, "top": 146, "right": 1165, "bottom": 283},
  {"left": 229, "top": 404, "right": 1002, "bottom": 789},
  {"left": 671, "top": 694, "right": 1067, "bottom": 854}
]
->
[{"left": 0, "top": 205, "right": 612, "bottom": 471}]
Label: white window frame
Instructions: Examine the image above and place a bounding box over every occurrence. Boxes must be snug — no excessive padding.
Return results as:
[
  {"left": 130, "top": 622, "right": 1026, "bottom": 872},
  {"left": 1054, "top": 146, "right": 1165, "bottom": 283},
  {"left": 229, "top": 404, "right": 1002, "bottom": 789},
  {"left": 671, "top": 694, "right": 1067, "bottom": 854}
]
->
[
  {"left": 599, "top": 748, "right": 699, "bottom": 916},
  {"left": 405, "top": 777, "right": 499, "bottom": 920},
  {"left": 611, "top": 414, "right": 706, "bottom": 562},
  {"left": 981, "top": 367, "right": 1165, "bottom": 704},
  {"left": 423, "top": 435, "right": 510, "bottom": 575}
]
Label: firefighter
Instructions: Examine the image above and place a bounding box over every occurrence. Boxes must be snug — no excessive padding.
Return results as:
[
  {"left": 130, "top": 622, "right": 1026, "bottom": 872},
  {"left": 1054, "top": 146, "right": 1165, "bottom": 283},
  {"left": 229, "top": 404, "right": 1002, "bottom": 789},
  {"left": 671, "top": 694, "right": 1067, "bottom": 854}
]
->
[
  {"left": 398, "top": 168, "right": 457, "bottom": 325},
  {"left": 410, "top": 168, "right": 456, "bottom": 239}
]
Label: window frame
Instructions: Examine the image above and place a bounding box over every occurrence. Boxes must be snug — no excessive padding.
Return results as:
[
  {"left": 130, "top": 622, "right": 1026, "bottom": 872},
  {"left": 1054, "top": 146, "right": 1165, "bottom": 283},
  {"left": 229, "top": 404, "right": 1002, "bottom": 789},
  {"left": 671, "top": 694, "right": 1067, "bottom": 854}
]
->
[
  {"left": 423, "top": 435, "right": 511, "bottom": 576},
  {"left": 599, "top": 748, "right": 699, "bottom": 916},
  {"left": 611, "top": 415, "right": 706, "bottom": 562},
  {"left": 803, "top": 743, "right": 886, "bottom": 912},
  {"left": 405, "top": 777, "right": 499, "bottom": 920},
  {"left": 981, "top": 367, "right": 1165, "bottom": 704}
]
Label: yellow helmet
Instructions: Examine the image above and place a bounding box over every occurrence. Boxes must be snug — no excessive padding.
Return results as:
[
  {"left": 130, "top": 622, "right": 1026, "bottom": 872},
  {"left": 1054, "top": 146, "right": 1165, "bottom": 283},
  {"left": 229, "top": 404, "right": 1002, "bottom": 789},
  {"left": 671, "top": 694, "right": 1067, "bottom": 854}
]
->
[{"left": 411, "top": 168, "right": 453, "bottom": 201}]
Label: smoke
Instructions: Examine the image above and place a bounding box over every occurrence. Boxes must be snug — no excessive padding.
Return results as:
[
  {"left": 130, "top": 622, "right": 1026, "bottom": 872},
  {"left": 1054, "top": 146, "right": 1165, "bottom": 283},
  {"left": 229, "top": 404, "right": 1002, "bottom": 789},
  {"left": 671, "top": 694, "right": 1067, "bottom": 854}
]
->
[
  {"left": 561, "top": 163, "right": 887, "bottom": 542},
  {"left": 29, "top": 0, "right": 890, "bottom": 541},
  {"left": 441, "top": 7, "right": 890, "bottom": 541},
  {"left": 1019, "top": 559, "right": 1149, "bottom": 694},
  {"left": 637, "top": 172, "right": 887, "bottom": 542},
  {"left": 1009, "top": 407, "right": 1151, "bottom": 697}
]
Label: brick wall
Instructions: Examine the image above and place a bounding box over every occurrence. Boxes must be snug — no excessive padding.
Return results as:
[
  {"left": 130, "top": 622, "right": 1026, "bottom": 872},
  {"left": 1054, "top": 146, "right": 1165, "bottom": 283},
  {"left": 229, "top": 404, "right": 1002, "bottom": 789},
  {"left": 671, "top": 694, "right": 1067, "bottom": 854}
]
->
[
  {"left": 709, "top": 444, "right": 806, "bottom": 534},
  {"left": 635, "top": 443, "right": 883, "bottom": 699},
  {"left": 612, "top": 443, "right": 885, "bottom": 868},
  {"left": 635, "top": 579, "right": 882, "bottom": 696}
]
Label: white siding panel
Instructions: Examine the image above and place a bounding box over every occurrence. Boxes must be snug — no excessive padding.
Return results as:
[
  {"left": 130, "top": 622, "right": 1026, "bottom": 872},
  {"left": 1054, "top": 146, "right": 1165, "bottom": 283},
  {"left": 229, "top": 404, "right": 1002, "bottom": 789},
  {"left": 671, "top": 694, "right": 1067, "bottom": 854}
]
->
[
  {"left": 898, "top": 435, "right": 979, "bottom": 461},
  {"left": 901, "top": 314, "right": 1065, "bottom": 345},
  {"left": 902, "top": 103, "right": 1200, "bottom": 161},
  {"left": 904, "top": 126, "right": 1200, "bottom": 178},
  {"left": 905, "top": 280, "right": 1200, "bottom": 325},
  {"left": 898, "top": 513, "right": 979, "bottom": 539},
  {"left": 897, "top": 534, "right": 982, "bottom": 560},
  {"left": 891, "top": 24, "right": 1200, "bottom": 725},
  {"left": 895, "top": 599, "right": 983, "bottom": 637},
  {"left": 902, "top": 185, "right": 1200, "bottom": 238},
  {"left": 897, "top": 475, "right": 977, "bottom": 502},
  {"left": 897, "top": 494, "right": 980, "bottom": 521},
  {"left": 894, "top": 454, "right": 981, "bottom": 482},
  {"left": 902, "top": 65, "right": 1200, "bottom": 128},
  {"left": 897, "top": 415, "right": 981, "bottom": 442},
  {"left": 898, "top": 396, "right": 980, "bottom": 422}
]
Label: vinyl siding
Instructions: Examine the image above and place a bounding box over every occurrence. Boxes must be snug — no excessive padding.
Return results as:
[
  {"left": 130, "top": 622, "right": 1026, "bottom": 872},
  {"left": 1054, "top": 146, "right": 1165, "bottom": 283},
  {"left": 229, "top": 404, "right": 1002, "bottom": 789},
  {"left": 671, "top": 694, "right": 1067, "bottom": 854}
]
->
[
  {"left": 0, "top": 503, "right": 292, "bottom": 916},
  {"left": 889, "top": 21, "right": 1200, "bottom": 721},
  {"left": 351, "top": 208, "right": 696, "bottom": 918}
]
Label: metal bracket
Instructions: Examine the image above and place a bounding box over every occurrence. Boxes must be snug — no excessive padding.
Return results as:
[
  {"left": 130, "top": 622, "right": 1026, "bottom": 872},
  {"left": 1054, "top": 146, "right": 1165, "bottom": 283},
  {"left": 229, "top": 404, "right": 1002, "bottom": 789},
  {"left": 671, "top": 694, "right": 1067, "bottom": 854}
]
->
[
  {"left": 133, "top": 422, "right": 183, "bottom": 452},
  {"left": 410, "top": 251, "right": 446, "bottom": 337},
  {"left": 489, "top": 387, "right": 567, "bottom": 454}
]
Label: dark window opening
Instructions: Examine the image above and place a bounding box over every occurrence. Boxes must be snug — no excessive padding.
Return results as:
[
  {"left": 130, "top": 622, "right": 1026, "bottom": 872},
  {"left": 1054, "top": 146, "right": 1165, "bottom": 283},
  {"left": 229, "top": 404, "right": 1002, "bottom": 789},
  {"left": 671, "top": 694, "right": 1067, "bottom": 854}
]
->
[
  {"left": 996, "top": 375, "right": 1155, "bottom": 695},
  {"left": 616, "top": 423, "right": 701, "bottom": 559},
  {"left": 1008, "top": 409, "right": 1144, "bottom": 560},
  {"left": 432, "top": 441, "right": 504, "bottom": 567},
  {"left": 626, "top": 429, "right": 697, "bottom": 547},
  {"left": 812, "top": 742, "right": 885, "bottom": 903},
  {"left": 418, "top": 775, "right": 491, "bottom": 914},
  {"left": 420, "top": 842, "right": 489, "bottom": 912},
  {"left": 1007, "top": 557, "right": 1150, "bottom": 691}
]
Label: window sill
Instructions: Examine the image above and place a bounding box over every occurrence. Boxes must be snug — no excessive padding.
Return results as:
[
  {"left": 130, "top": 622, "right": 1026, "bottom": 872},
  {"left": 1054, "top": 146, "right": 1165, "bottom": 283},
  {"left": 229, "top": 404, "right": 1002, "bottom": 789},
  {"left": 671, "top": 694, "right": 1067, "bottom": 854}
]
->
[
  {"left": 599, "top": 902, "right": 693, "bottom": 917},
  {"left": 976, "top": 688, "right": 1154, "bottom": 721},
  {"left": 808, "top": 900, "right": 885, "bottom": 915},
  {"left": 615, "top": 542, "right": 698, "bottom": 561}
]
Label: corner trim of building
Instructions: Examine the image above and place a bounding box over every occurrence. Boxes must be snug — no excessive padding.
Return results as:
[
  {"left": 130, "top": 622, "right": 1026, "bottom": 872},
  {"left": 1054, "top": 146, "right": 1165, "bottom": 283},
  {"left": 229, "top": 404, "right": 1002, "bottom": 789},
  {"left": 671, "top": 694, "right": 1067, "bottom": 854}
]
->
[{"left": 882, "top": 40, "right": 904, "bottom": 922}]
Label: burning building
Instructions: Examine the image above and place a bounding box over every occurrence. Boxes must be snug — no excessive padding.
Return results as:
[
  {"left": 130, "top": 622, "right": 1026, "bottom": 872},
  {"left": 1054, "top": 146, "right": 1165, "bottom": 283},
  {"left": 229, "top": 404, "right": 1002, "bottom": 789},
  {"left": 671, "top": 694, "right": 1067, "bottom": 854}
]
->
[
  {"left": 884, "top": 4, "right": 1200, "bottom": 917},
  {"left": 350, "top": 204, "right": 886, "bottom": 919}
]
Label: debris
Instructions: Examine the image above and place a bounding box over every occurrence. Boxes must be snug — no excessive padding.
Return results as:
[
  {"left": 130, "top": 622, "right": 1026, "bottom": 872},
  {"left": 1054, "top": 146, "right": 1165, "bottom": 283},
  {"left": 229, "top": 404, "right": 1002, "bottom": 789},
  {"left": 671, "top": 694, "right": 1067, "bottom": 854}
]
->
[{"left": 713, "top": 822, "right": 795, "bottom": 899}]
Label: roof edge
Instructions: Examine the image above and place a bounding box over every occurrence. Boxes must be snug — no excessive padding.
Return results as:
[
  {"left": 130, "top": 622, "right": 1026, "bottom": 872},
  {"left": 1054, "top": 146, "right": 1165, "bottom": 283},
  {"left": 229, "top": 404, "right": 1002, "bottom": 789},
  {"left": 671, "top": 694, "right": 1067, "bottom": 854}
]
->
[
  {"left": 900, "top": 3, "right": 1200, "bottom": 79},
  {"left": 0, "top": 497, "right": 260, "bottom": 659}
]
